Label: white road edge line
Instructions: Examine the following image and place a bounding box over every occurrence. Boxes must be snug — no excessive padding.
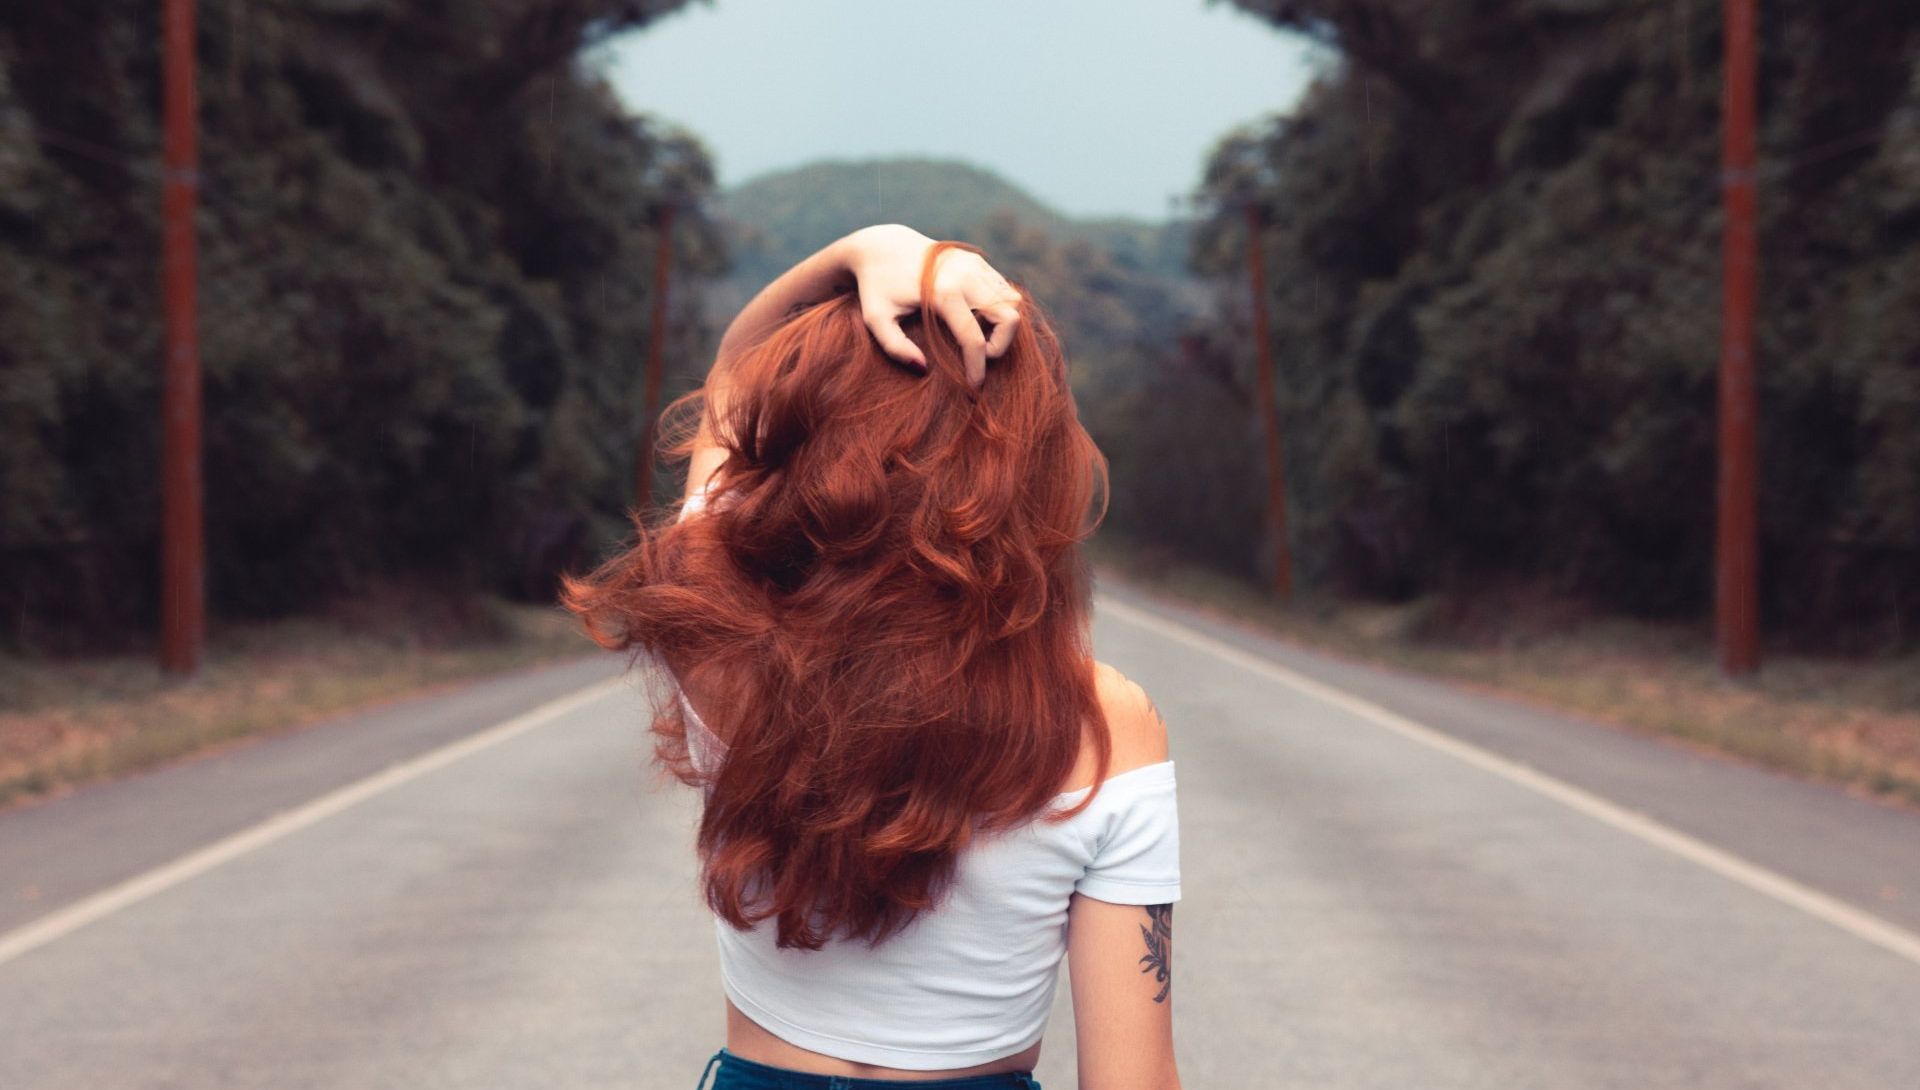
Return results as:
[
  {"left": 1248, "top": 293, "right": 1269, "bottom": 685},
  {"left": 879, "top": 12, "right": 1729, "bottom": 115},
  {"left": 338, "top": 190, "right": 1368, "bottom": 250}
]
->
[
  {"left": 1096, "top": 593, "right": 1920, "bottom": 968},
  {"left": 0, "top": 677, "right": 627, "bottom": 968}
]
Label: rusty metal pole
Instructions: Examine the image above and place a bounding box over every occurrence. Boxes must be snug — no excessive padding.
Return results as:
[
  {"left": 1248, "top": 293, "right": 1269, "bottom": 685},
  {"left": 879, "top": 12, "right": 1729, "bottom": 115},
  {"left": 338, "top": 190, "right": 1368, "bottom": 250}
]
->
[
  {"left": 160, "top": 0, "right": 203, "bottom": 676},
  {"left": 635, "top": 203, "right": 676, "bottom": 510},
  {"left": 1716, "top": 0, "right": 1760, "bottom": 676},
  {"left": 1245, "top": 203, "right": 1293, "bottom": 601}
]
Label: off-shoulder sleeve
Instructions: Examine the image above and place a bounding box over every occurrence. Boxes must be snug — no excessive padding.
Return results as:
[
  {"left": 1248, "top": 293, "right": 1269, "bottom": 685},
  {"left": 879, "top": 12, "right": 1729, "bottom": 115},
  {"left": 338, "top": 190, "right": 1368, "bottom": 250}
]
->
[
  {"left": 1073, "top": 763, "right": 1182, "bottom": 904},
  {"left": 679, "top": 687, "right": 726, "bottom": 780},
  {"left": 678, "top": 472, "right": 739, "bottom": 525},
  {"left": 676, "top": 478, "right": 713, "bottom": 523}
]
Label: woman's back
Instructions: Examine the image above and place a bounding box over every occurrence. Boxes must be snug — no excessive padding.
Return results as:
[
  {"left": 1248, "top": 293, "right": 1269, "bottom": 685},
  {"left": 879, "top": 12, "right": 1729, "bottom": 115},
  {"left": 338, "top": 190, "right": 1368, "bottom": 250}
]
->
[{"left": 677, "top": 660, "right": 1177, "bottom": 1075}]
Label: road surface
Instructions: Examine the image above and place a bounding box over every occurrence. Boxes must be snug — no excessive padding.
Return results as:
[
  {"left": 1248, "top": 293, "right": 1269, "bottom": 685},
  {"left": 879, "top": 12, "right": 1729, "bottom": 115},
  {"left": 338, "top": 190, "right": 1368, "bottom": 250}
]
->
[{"left": 2, "top": 580, "right": 1917, "bottom": 1088}]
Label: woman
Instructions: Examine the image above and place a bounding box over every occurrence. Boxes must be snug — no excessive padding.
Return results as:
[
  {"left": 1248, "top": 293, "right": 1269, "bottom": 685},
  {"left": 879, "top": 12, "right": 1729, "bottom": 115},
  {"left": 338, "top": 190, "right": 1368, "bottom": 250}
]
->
[{"left": 563, "top": 223, "right": 1182, "bottom": 1089}]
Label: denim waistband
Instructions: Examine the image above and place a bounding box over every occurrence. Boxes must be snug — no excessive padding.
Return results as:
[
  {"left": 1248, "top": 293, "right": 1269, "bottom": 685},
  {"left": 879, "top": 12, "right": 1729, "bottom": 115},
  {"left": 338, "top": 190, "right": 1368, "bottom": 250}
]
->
[{"left": 695, "top": 1047, "right": 1042, "bottom": 1090}]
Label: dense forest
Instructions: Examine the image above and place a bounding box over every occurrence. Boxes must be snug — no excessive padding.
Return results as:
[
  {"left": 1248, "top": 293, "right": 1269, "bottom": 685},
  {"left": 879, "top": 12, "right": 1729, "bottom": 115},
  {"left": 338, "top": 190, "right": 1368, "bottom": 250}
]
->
[
  {"left": 6, "top": 0, "right": 1917, "bottom": 657},
  {"left": 1179, "top": 0, "right": 1920, "bottom": 649},
  {"left": 0, "top": 0, "right": 728, "bottom": 651}
]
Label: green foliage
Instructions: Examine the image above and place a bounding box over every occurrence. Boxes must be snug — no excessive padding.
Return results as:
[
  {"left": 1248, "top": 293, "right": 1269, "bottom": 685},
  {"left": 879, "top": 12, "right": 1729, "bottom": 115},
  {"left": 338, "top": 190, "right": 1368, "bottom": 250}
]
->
[
  {"left": 1196, "top": 0, "right": 1920, "bottom": 646},
  {"left": 0, "top": 0, "right": 727, "bottom": 651},
  {"left": 956, "top": 210, "right": 1261, "bottom": 566}
]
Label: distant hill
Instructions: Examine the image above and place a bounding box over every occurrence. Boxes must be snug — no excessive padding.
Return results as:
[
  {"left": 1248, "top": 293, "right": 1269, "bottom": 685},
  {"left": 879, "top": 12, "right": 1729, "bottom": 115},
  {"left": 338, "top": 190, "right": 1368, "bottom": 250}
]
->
[
  {"left": 705, "top": 157, "right": 1201, "bottom": 326},
  {"left": 718, "top": 158, "right": 1074, "bottom": 268}
]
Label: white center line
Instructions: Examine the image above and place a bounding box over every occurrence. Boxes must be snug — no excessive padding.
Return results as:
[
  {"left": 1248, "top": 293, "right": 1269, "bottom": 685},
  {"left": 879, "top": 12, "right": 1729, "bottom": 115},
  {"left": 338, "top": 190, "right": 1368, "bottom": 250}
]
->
[
  {"left": 1097, "top": 592, "right": 1920, "bottom": 969},
  {"left": 0, "top": 678, "right": 627, "bottom": 968}
]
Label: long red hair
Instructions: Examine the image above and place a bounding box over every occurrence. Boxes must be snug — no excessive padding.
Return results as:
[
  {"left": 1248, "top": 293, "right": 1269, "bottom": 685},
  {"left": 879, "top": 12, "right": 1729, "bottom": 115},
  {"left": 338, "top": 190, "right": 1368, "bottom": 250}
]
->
[{"left": 561, "top": 242, "right": 1112, "bottom": 950}]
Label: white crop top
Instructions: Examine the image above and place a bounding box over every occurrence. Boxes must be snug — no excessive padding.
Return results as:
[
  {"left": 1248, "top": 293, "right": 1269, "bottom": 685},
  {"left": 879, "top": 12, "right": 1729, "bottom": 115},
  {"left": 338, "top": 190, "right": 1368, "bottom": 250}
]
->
[{"left": 672, "top": 479, "right": 1182, "bottom": 1069}]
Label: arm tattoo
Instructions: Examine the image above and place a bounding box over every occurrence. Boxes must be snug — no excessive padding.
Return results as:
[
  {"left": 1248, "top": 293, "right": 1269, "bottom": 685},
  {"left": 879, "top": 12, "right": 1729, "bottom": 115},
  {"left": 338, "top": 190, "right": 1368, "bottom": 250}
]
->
[{"left": 1138, "top": 903, "right": 1173, "bottom": 1003}]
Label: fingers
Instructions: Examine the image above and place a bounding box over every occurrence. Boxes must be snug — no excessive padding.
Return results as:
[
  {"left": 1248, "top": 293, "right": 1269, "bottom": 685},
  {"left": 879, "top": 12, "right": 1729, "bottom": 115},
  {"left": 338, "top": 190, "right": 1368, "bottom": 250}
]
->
[
  {"left": 959, "top": 259, "right": 1022, "bottom": 364},
  {"left": 859, "top": 247, "right": 1020, "bottom": 386},
  {"left": 935, "top": 292, "right": 989, "bottom": 387},
  {"left": 980, "top": 300, "right": 1021, "bottom": 359},
  {"left": 864, "top": 305, "right": 928, "bottom": 372}
]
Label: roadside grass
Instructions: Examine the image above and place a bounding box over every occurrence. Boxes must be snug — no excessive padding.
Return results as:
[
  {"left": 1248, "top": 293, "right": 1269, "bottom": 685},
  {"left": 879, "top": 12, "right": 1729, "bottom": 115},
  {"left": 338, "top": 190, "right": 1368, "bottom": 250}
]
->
[
  {"left": 15, "top": 551, "right": 1915, "bottom": 818},
  {"left": 0, "top": 592, "right": 597, "bottom": 812},
  {"left": 1088, "top": 539, "right": 1920, "bottom": 811}
]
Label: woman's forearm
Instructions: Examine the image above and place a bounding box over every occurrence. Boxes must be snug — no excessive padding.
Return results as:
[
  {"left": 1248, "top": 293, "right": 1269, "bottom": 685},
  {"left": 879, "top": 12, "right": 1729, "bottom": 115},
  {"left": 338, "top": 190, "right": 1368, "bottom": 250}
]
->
[
  {"left": 688, "top": 231, "right": 864, "bottom": 485},
  {"left": 712, "top": 233, "right": 859, "bottom": 375}
]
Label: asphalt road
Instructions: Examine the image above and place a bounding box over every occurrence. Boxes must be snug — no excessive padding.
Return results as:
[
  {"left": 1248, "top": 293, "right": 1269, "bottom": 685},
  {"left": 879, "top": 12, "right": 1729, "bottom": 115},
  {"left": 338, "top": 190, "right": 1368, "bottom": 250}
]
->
[{"left": 3, "top": 582, "right": 1917, "bottom": 1089}]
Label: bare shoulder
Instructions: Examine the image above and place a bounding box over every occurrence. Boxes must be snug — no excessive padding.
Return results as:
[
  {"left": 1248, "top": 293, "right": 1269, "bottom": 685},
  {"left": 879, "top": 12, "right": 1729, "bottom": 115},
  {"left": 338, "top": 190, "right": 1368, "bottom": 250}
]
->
[{"left": 1091, "top": 660, "right": 1170, "bottom": 774}]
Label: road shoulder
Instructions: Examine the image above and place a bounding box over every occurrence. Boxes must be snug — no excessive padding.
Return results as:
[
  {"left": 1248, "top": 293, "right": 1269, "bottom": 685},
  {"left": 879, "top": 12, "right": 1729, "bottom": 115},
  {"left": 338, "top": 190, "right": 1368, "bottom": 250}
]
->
[
  {"left": 1096, "top": 572, "right": 1920, "bottom": 937},
  {"left": 0, "top": 653, "right": 625, "bottom": 934}
]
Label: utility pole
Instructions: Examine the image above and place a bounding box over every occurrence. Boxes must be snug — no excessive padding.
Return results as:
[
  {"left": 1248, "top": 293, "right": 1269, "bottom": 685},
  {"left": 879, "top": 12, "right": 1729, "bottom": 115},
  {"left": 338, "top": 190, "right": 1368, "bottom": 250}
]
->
[
  {"left": 1716, "top": 0, "right": 1760, "bottom": 676},
  {"left": 635, "top": 203, "right": 676, "bottom": 510},
  {"left": 1245, "top": 203, "right": 1293, "bottom": 601},
  {"left": 160, "top": 0, "right": 203, "bottom": 676}
]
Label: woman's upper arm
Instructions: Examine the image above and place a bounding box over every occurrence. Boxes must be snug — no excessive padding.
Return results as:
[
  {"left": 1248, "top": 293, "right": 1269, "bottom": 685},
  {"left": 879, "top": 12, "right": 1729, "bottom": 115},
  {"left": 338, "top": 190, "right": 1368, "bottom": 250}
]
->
[
  {"left": 681, "top": 385, "right": 731, "bottom": 511},
  {"left": 683, "top": 440, "right": 727, "bottom": 511},
  {"left": 1067, "top": 893, "right": 1180, "bottom": 1089},
  {"left": 1068, "top": 666, "right": 1182, "bottom": 1088}
]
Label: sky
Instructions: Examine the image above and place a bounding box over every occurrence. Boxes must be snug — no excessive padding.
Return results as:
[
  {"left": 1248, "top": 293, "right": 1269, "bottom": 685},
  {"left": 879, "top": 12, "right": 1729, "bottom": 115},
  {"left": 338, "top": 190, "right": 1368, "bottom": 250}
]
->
[{"left": 592, "top": 0, "right": 1329, "bottom": 222}]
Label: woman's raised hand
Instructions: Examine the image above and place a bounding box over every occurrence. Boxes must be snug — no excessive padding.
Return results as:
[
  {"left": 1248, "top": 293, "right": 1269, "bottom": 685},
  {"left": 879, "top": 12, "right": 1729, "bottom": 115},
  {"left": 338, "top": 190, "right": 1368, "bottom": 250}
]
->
[{"left": 842, "top": 224, "right": 1024, "bottom": 387}]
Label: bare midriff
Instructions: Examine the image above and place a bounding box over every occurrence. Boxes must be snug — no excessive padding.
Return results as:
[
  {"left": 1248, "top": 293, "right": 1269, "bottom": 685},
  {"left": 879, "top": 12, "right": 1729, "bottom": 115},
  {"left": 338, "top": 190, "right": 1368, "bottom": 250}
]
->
[{"left": 725, "top": 997, "right": 1042, "bottom": 1080}]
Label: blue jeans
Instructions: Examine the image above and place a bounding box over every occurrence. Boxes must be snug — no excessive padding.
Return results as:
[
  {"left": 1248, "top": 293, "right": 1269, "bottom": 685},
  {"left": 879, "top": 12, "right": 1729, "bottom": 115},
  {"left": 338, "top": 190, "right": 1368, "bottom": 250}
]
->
[{"left": 694, "top": 1048, "right": 1043, "bottom": 1090}]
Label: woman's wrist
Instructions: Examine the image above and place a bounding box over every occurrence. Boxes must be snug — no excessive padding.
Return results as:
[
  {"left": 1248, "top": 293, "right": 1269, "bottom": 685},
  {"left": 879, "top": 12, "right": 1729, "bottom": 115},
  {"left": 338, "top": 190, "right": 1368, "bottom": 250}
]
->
[{"left": 840, "top": 223, "right": 933, "bottom": 279}]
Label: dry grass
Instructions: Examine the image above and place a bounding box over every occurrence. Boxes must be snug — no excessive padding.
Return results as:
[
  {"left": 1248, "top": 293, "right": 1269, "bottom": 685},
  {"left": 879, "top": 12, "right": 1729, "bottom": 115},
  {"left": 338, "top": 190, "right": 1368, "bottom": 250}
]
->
[
  {"left": 1089, "top": 540, "right": 1920, "bottom": 811},
  {"left": 0, "top": 592, "right": 597, "bottom": 811}
]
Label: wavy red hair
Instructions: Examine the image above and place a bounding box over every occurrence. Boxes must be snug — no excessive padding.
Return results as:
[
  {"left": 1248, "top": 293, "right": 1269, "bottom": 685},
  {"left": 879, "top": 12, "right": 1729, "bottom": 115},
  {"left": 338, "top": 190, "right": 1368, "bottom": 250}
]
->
[{"left": 560, "top": 242, "right": 1112, "bottom": 951}]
